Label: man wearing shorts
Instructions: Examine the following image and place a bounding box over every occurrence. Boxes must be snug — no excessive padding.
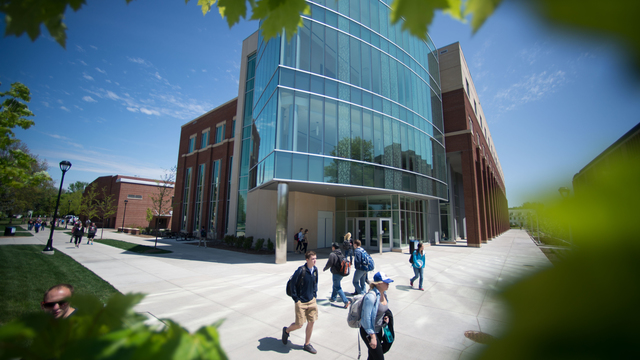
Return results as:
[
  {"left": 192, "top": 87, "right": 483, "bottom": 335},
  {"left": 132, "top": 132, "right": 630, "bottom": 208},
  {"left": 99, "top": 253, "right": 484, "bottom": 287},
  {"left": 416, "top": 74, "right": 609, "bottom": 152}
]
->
[{"left": 282, "top": 251, "right": 319, "bottom": 354}]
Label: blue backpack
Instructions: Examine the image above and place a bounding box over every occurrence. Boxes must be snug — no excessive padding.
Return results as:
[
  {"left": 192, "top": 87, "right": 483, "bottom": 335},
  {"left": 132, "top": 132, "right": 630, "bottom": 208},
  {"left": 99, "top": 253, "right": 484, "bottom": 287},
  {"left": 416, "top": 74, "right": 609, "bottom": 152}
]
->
[{"left": 359, "top": 248, "right": 375, "bottom": 271}]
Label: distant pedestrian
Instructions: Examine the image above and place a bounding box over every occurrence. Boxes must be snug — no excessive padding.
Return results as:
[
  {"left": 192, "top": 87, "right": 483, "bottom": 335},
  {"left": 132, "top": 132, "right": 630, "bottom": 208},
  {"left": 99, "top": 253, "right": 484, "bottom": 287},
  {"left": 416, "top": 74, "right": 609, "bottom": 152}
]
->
[
  {"left": 73, "top": 223, "right": 85, "bottom": 248},
  {"left": 409, "top": 242, "right": 425, "bottom": 291},
  {"left": 34, "top": 219, "right": 41, "bottom": 233},
  {"left": 323, "top": 243, "right": 350, "bottom": 308},
  {"left": 28, "top": 219, "right": 34, "bottom": 231},
  {"left": 295, "top": 227, "right": 304, "bottom": 254},
  {"left": 360, "top": 272, "right": 395, "bottom": 360},
  {"left": 343, "top": 232, "right": 354, "bottom": 265},
  {"left": 353, "top": 239, "right": 368, "bottom": 294},
  {"left": 301, "top": 229, "right": 309, "bottom": 253},
  {"left": 198, "top": 226, "right": 207, "bottom": 248},
  {"left": 87, "top": 223, "right": 97, "bottom": 245},
  {"left": 282, "top": 251, "right": 319, "bottom": 354}
]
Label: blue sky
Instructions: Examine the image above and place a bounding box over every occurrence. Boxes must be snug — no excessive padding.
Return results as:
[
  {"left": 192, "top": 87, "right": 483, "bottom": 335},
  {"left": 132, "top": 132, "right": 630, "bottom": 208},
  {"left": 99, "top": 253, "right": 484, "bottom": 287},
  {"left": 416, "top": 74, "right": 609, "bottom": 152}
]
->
[{"left": 1, "top": 0, "right": 638, "bottom": 207}]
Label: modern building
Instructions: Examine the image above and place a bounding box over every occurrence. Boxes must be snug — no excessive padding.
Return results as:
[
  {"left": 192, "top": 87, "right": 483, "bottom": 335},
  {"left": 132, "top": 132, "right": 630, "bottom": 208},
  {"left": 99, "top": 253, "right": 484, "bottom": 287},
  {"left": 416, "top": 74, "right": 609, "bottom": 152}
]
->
[
  {"left": 171, "top": 99, "right": 237, "bottom": 240},
  {"left": 83, "top": 175, "right": 174, "bottom": 230},
  {"left": 509, "top": 208, "right": 535, "bottom": 228},
  {"left": 437, "top": 42, "right": 509, "bottom": 247}
]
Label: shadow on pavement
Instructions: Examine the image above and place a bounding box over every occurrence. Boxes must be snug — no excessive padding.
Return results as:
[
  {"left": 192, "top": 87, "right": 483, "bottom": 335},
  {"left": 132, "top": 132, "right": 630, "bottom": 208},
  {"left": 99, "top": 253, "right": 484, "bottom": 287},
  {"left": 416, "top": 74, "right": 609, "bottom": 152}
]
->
[{"left": 257, "top": 337, "right": 295, "bottom": 353}]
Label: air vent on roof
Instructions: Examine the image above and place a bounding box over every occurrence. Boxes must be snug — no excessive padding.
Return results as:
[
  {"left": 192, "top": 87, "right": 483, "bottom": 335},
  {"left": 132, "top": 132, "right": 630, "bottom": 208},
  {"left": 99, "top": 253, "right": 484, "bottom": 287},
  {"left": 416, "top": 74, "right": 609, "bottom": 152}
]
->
[{"left": 440, "top": 49, "right": 448, "bottom": 54}]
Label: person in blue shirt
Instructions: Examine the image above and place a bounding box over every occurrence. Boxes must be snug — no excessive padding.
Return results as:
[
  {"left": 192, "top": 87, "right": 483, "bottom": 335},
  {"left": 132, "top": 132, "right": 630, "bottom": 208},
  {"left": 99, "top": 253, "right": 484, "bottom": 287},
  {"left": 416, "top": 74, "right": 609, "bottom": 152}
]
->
[
  {"left": 409, "top": 242, "right": 426, "bottom": 290},
  {"left": 352, "top": 240, "right": 368, "bottom": 295},
  {"left": 282, "top": 251, "right": 319, "bottom": 354},
  {"left": 360, "top": 271, "right": 394, "bottom": 360}
]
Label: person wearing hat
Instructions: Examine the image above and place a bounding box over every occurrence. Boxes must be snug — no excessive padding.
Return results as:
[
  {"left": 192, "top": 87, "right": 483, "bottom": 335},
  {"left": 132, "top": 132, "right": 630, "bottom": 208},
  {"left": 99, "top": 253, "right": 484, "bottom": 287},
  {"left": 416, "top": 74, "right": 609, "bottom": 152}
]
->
[
  {"left": 360, "top": 271, "right": 395, "bottom": 360},
  {"left": 323, "top": 242, "right": 351, "bottom": 308}
]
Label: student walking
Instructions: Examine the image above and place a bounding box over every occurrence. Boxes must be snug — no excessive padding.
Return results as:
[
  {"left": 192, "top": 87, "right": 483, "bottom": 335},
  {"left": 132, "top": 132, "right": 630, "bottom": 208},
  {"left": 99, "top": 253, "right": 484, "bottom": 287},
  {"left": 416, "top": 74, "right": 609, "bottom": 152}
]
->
[
  {"left": 295, "top": 228, "right": 304, "bottom": 254},
  {"left": 301, "top": 229, "right": 309, "bottom": 253},
  {"left": 360, "top": 272, "right": 395, "bottom": 360},
  {"left": 343, "top": 232, "right": 354, "bottom": 265},
  {"left": 87, "top": 223, "right": 97, "bottom": 245},
  {"left": 353, "top": 240, "right": 368, "bottom": 294},
  {"left": 282, "top": 251, "right": 319, "bottom": 354},
  {"left": 409, "top": 242, "right": 425, "bottom": 290},
  {"left": 73, "top": 223, "right": 85, "bottom": 248},
  {"left": 323, "top": 243, "right": 351, "bottom": 308}
]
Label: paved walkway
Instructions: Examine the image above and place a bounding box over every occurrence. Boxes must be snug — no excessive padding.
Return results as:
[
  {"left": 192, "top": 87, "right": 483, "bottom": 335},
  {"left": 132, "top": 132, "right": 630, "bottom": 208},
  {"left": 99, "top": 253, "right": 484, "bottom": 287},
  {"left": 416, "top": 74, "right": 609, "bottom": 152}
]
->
[{"left": 1, "top": 228, "right": 551, "bottom": 359}]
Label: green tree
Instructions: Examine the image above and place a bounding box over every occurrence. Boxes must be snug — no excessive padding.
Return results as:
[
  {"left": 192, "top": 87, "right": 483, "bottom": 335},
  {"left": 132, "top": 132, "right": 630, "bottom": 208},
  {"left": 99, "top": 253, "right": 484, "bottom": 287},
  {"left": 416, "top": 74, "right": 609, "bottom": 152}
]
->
[
  {"left": 68, "top": 181, "right": 88, "bottom": 193},
  {"left": 97, "top": 186, "right": 117, "bottom": 239},
  {"left": 79, "top": 183, "right": 100, "bottom": 224},
  {"left": 148, "top": 167, "right": 176, "bottom": 248},
  {"left": 0, "top": 82, "right": 50, "bottom": 190}
]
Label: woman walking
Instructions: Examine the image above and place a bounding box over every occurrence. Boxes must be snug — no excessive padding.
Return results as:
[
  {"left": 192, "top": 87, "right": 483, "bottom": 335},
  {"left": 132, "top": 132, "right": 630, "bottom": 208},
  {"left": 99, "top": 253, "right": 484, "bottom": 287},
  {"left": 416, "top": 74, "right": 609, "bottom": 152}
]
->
[
  {"left": 343, "top": 232, "right": 354, "bottom": 265},
  {"left": 74, "top": 223, "right": 85, "bottom": 248},
  {"left": 87, "top": 223, "right": 97, "bottom": 245},
  {"left": 360, "top": 271, "right": 395, "bottom": 360},
  {"left": 409, "top": 242, "right": 425, "bottom": 290},
  {"left": 301, "top": 229, "right": 309, "bottom": 253}
]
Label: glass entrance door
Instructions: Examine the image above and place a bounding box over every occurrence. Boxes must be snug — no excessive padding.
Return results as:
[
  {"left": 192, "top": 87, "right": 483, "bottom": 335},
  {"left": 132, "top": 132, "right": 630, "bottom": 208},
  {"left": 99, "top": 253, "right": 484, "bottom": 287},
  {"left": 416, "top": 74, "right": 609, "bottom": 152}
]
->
[{"left": 347, "top": 217, "right": 392, "bottom": 252}]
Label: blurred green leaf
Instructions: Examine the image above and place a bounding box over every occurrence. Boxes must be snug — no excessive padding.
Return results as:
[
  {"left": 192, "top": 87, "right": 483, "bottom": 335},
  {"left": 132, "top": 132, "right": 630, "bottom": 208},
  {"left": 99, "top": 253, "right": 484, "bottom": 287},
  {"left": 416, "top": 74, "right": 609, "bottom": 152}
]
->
[
  {"left": 465, "top": 0, "right": 502, "bottom": 33},
  {"left": 390, "top": 0, "right": 450, "bottom": 41},
  {"left": 251, "top": 0, "right": 309, "bottom": 41}
]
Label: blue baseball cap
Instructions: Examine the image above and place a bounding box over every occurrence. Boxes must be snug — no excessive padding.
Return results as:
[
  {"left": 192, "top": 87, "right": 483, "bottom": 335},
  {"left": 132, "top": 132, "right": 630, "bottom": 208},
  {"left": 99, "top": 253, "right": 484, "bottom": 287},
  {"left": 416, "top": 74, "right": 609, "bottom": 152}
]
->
[{"left": 373, "top": 271, "right": 394, "bottom": 284}]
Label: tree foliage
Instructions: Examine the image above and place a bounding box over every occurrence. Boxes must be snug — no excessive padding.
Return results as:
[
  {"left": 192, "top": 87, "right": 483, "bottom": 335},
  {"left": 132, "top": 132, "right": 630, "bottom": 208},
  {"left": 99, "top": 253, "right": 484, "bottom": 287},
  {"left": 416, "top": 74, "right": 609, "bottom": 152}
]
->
[
  {"left": 79, "top": 183, "right": 100, "bottom": 222},
  {"left": 97, "top": 186, "right": 117, "bottom": 239},
  {"left": 148, "top": 167, "right": 176, "bottom": 247},
  {"left": 0, "top": 292, "right": 227, "bottom": 360}
]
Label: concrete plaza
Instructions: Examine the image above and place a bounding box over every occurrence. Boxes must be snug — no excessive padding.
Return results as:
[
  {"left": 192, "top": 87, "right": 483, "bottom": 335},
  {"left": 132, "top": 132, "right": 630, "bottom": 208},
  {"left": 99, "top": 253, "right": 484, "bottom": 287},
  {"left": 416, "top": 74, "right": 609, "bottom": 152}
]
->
[{"left": 2, "top": 228, "right": 551, "bottom": 359}]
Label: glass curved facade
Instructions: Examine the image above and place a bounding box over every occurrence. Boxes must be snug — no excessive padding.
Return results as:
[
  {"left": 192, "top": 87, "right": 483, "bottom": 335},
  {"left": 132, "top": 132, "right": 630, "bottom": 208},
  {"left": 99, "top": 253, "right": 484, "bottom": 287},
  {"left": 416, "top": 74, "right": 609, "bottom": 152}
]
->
[{"left": 248, "top": 0, "right": 447, "bottom": 200}]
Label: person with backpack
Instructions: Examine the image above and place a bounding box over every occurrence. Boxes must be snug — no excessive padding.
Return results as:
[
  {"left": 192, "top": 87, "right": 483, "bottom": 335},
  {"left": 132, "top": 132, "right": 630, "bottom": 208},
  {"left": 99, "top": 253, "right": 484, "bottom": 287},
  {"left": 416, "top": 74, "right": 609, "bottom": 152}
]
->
[
  {"left": 295, "top": 227, "right": 304, "bottom": 254},
  {"left": 360, "top": 271, "right": 395, "bottom": 360},
  {"left": 353, "top": 239, "right": 369, "bottom": 295},
  {"left": 301, "top": 229, "right": 309, "bottom": 254},
  {"left": 87, "top": 223, "right": 97, "bottom": 245},
  {"left": 282, "top": 251, "right": 319, "bottom": 354},
  {"left": 409, "top": 242, "right": 426, "bottom": 290},
  {"left": 73, "top": 223, "right": 85, "bottom": 248},
  {"left": 343, "top": 232, "right": 354, "bottom": 265},
  {"left": 323, "top": 243, "right": 351, "bottom": 308}
]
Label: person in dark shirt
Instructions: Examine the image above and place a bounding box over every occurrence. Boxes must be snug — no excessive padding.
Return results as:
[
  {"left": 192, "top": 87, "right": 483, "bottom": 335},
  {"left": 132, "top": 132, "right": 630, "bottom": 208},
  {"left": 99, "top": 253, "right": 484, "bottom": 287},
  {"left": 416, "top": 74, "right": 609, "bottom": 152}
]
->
[{"left": 282, "top": 251, "right": 319, "bottom": 354}]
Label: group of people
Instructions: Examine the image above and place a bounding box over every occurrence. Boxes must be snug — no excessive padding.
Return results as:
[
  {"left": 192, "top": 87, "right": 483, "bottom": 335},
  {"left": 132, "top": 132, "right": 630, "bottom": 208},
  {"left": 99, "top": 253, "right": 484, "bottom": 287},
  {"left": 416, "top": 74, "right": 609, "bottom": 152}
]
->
[
  {"left": 70, "top": 220, "right": 97, "bottom": 248},
  {"left": 27, "top": 218, "right": 46, "bottom": 233},
  {"left": 294, "top": 228, "right": 309, "bottom": 254}
]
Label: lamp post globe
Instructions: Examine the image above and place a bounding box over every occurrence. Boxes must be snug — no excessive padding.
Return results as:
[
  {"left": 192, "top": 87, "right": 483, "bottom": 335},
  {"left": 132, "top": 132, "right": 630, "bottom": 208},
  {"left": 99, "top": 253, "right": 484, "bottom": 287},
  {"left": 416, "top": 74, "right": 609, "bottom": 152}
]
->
[{"left": 42, "top": 161, "right": 72, "bottom": 254}]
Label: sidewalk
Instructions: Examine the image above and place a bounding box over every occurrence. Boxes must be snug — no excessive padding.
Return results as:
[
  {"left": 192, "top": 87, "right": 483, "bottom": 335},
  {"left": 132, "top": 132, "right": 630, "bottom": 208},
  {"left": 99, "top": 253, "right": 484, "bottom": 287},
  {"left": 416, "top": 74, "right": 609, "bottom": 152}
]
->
[{"left": 2, "top": 228, "right": 551, "bottom": 359}]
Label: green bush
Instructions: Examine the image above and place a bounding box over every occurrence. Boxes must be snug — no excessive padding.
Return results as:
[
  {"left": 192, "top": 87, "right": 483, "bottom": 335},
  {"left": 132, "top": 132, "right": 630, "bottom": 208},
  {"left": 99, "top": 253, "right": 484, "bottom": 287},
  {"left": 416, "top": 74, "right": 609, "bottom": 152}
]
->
[
  {"left": 0, "top": 293, "right": 227, "bottom": 359},
  {"left": 254, "top": 238, "right": 265, "bottom": 251},
  {"left": 224, "top": 235, "right": 235, "bottom": 246},
  {"left": 235, "top": 235, "right": 245, "bottom": 248},
  {"left": 243, "top": 236, "right": 253, "bottom": 250},
  {"left": 267, "top": 238, "right": 274, "bottom": 251}
]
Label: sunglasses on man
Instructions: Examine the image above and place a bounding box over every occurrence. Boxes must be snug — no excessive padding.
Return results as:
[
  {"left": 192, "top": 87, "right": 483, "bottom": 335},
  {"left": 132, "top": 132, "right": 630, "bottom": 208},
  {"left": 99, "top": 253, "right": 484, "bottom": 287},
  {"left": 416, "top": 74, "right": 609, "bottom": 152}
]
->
[{"left": 41, "top": 300, "right": 69, "bottom": 309}]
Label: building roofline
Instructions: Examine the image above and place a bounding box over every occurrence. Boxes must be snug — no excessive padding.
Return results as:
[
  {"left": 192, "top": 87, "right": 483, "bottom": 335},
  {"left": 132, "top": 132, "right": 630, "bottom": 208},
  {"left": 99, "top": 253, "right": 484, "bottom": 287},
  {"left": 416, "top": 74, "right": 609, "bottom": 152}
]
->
[{"left": 181, "top": 97, "right": 238, "bottom": 128}]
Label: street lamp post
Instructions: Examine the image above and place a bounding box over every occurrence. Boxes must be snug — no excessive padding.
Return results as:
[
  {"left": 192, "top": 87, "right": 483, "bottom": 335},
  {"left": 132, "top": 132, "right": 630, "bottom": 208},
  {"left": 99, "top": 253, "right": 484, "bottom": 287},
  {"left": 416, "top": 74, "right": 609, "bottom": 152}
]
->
[
  {"left": 121, "top": 199, "right": 128, "bottom": 233},
  {"left": 42, "top": 161, "right": 72, "bottom": 254},
  {"left": 65, "top": 200, "right": 71, "bottom": 229}
]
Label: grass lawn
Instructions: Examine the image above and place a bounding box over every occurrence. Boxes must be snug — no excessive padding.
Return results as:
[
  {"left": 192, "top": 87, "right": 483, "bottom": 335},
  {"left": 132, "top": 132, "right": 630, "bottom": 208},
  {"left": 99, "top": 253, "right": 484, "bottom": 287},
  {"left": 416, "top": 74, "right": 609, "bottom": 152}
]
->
[
  {"left": 0, "top": 245, "right": 120, "bottom": 325},
  {"left": 94, "top": 238, "right": 172, "bottom": 254}
]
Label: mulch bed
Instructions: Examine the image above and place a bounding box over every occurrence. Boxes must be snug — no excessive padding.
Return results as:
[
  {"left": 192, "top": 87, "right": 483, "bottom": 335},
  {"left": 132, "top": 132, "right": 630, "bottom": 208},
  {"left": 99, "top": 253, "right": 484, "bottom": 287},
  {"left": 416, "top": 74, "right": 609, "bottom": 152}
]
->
[{"left": 183, "top": 240, "right": 275, "bottom": 255}]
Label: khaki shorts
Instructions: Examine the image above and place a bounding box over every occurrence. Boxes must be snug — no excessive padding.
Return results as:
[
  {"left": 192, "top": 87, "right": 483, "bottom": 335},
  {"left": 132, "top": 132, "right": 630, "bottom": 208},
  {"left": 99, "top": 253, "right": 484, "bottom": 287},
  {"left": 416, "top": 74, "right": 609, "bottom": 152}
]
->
[{"left": 294, "top": 298, "right": 318, "bottom": 326}]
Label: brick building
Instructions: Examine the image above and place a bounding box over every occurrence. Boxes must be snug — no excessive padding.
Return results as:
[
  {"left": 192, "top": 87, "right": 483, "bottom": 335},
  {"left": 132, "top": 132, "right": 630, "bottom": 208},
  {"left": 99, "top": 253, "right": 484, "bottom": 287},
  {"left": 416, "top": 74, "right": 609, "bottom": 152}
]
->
[
  {"left": 171, "top": 98, "right": 237, "bottom": 239},
  {"left": 83, "top": 175, "right": 174, "bottom": 230},
  {"left": 438, "top": 42, "right": 509, "bottom": 246}
]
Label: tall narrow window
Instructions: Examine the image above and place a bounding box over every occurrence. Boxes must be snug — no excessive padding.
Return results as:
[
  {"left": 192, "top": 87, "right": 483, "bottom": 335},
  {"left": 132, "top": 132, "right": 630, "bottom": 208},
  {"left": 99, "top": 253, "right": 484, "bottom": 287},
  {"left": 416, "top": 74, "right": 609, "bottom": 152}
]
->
[
  {"left": 465, "top": 78, "right": 470, "bottom": 97},
  {"left": 193, "top": 164, "right": 205, "bottom": 231},
  {"left": 208, "top": 160, "right": 221, "bottom": 236},
  {"left": 215, "top": 123, "right": 226, "bottom": 144},
  {"left": 188, "top": 136, "right": 196, "bottom": 153},
  {"left": 201, "top": 130, "right": 209, "bottom": 149},
  {"left": 181, "top": 167, "right": 192, "bottom": 231}
]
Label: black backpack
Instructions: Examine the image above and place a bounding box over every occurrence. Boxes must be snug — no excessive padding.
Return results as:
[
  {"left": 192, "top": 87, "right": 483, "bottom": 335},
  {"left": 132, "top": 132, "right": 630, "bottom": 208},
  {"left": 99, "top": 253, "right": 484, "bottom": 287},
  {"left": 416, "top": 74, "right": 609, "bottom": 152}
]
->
[
  {"left": 286, "top": 266, "right": 305, "bottom": 297},
  {"left": 294, "top": 233, "right": 299, "bottom": 242},
  {"left": 334, "top": 253, "right": 351, "bottom": 276},
  {"left": 409, "top": 250, "right": 415, "bottom": 264}
]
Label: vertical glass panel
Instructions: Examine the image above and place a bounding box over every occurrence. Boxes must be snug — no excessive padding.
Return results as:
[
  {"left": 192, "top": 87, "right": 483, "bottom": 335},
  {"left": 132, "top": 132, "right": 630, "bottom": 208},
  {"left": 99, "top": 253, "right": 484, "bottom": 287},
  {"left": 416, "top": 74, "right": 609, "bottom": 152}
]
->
[
  {"left": 363, "top": 164, "right": 374, "bottom": 187},
  {"left": 326, "top": 6, "right": 338, "bottom": 26},
  {"left": 373, "top": 113, "right": 383, "bottom": 164},
  {"left": 349, "top": 0, "right": 360, "bottom": 22},
  {"left": 276, "top": 151, "right": 292, "bottom": 179},
  {"left": 383, "top": 116, "right": 392, "bottom": 166},
  {"left": 324, "top": 27, "right": 337, "bottom": 79},
  {"left": 350, "top": 87, "right": 362, "bottom": 105},
  {"left": 338, "top": 82, "right": 350, "bottom": 101},
  {"left": 338, "top": 33, "right": 350, "bottom": 82},
  {"left": 361, "top": 43, "right": 371, "bottom": 91},
  {"left": 311, "top": 22, "right": 324, "bottom": 75},
  {"left": 324, "top": 99, "right": 338, "bottom": 155},
  {"left": 294, "top": 92, "right": 309, "bottom": 152},
  {"left": 295, "top": 71, "right": 310, "bottom": 91},
  {"left": 362, "top": 110, "right": 373, "bottom": 162},
  {"left": 360, "top": 0, "right": 370, "bottom": 28},
  {"left": 374, "top": 166, "right": 385, "bottom": 188},
  {"left": 283, "top": 35, "right": 296, "bottom": 67},
  {"left": 384, "top": 168, "right": 394, "bottom": 189},
  {"left": 338, "top": 102, "right": 351, "bottom": 158},
  {"left": 362, "top": 91, "right": 372, "bottom": 109},
  {"left": 292, "top": 153, "right": 308, "bottom": 181},
  {"left": 338, "top": 160, "right": 350, "bottom": 184},
  {"left": 350, "top": 162, "right": 362, "bottom": 186},
  {"left": 371, "top": 48, "right": 380, "bottom": 94},
  {"left": 381, "top": 54, "right": 390, "bottom": 98},
  {"left": 310, "top": 4, "right": 324, "bottom": 22},
  {"left": 338, "top": 0, "right": 349, "bottom": 17},
  {"left": 392, "top": 120, "right": 401, "bottom": 168},
  {"left": 277, "top": 89, "right": 294, "bottom": 151},
  {"left": 298, "top": 21, "right": 311, "bottom": 71},
  {"left": 350, "top": 105, "right": 362, "bottom": 161},
  {"left": 310, "top": 74, "right": 324, "bottom": 94},
  {"left": 309, "top": 155, "right": 324, "bottom": 182},
  {"left": 280, "top": 67, "right": 295, "bottom": 88},
  {"left": 324, "top": 157, "right": 338, "bottom": 183},
  {"left": 401, "top": 124, "right": 408, "bottom": 170},
  {"left": 350, "top": 37, "right": 361, "bottom": 86},
  {"left": 370, "top": 0, "right": 380, "bottom": 33},
  {"left": 325, "top": 78, "right": 338, "bottom": 98},
  {"left": 408, "top": 128, "right": 416, "bottom": 172},
  {"left": 309, "top": 95, "right": 323, "bottom": 155}
]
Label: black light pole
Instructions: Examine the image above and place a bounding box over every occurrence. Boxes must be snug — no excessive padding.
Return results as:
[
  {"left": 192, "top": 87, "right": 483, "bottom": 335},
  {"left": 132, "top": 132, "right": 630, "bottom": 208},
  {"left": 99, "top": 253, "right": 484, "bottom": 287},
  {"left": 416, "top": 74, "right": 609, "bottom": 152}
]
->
[
  {"left": 43, "top": 161, "right": 72, "bottom": 254},
  {"left": 65, "top": 200, "right": 71, "bottom": 229},
  {"left": 121, "top": 199, "right": 128, "bottom": 232}
]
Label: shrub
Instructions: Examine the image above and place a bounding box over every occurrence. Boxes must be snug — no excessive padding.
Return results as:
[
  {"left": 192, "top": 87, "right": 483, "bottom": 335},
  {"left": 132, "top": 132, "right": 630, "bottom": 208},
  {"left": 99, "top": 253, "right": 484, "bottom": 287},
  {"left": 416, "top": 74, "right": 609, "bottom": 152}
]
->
[
  {"left": 267, "top": 238, "right": 274, "bottom": 251},
  {"left": 243, "top": 236, "right": 253, "bottom": 250},
  {"left": 235, "top": 235, "right": 245, "bottom": 248},
  {"left": 255, "top": 238, "right": 265, "bottom": 251},
  {"left": 224, "top": 235, "right": 235, "bottom": 246}
]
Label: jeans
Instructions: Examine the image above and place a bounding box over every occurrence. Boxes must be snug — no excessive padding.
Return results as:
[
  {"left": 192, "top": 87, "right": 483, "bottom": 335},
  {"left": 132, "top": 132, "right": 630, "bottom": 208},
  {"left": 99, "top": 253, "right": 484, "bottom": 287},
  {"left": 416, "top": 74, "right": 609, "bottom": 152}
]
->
[
  {"left": 410, "top": 267, "right": 424, "bottom": 289},
  {"left": 353, "top": 269, "right": 368, "bottom": 294},
  {"left": 331, "top": 273, "right": 348, "bottom": 303},
  {"left": 346, "top": 247, "right": 354, "bottom": 264}
]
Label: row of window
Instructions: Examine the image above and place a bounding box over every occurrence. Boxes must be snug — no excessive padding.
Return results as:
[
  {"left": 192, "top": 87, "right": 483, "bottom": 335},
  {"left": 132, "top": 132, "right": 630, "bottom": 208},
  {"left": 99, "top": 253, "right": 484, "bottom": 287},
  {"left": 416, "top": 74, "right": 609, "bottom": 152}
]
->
[
  {"left": 187, "top": 122, "right": 234, "bottom": 153},
  {"left": 180, "top": 160, "right": 223, "bottom": 234}
]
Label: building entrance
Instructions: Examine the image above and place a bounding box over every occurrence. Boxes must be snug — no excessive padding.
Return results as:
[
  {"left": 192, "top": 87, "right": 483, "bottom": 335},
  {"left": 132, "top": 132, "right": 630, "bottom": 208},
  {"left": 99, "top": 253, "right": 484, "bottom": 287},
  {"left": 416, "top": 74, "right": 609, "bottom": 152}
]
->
[{"left": 347, "top": 217, "right": 392, "bottom": 252}]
